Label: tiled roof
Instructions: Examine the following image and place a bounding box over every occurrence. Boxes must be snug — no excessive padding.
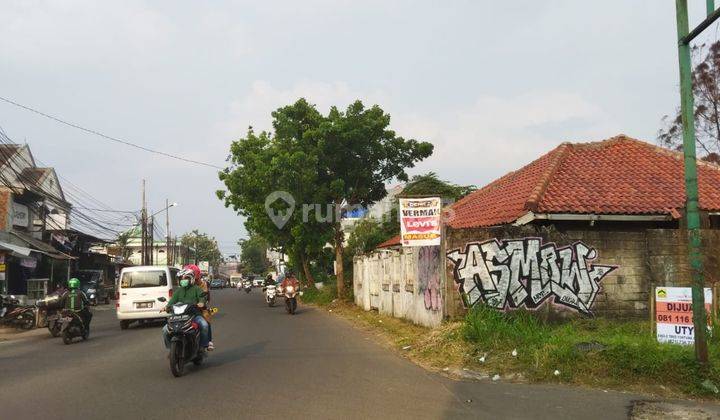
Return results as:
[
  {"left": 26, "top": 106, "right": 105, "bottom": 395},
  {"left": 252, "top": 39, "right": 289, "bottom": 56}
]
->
[
  {"left": 376, "top": 234, "right": 401, "bottom": 249},
  {"left": 448, "top": 134, "right": 720, "bottom": 228}
]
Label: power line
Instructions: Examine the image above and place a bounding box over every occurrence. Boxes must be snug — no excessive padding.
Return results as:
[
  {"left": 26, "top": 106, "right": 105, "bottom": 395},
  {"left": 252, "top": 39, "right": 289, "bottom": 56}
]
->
[
  {"left": 72, "top": 206, "right": 138, "bottom": 214},
  {"left": 0, "top": 95, "right": 223, "bottom": 170}
]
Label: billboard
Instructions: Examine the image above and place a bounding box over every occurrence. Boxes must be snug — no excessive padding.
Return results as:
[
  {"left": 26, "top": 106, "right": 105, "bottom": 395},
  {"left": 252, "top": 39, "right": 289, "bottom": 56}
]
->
[
  {"left": 399, "top": 197, "right": 442, "bottom": 247},
  {"left": 655, "top": 287, "right": 713, "bottom": 345}
]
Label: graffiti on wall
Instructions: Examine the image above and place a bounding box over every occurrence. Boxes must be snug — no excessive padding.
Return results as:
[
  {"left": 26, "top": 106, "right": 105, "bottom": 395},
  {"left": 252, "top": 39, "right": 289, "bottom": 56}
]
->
[
  {"left": 418, "top": 246, "right": 441, "bottom": 311},
  {"left": 446, "top": 238, "right": 616, "bottom": 314}
]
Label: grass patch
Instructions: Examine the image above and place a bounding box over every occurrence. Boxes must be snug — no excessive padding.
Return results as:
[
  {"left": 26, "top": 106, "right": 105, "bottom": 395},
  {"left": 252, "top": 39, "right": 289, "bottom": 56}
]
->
[
  {"left": 301, "top": 283, "right": 339, "bottom": 306},
  {"left": 312, "top": 298, "right": 720, "bottom": 399},
  {"left": 462, "top": 305, "right": 720, "bottom": 398}
]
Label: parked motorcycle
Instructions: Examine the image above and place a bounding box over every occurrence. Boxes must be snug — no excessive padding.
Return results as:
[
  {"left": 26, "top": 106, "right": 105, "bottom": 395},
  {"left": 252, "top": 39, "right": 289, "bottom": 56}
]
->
[
  {"left": 36, "top": 291, "right": 65, "bottom": 337},
  {"left": 264, "top": 284, "right": 276, "bottom": 307},
  {"left": 164, "top": 302, "right": 206, "bottom": 377},
  {"left": 60, "top": 309, "right": 88, "bottom": 344},
  {"left": 282, "top": 284, "right": 300, "bottom": 315},
  {"left": 0, "top": 295, "right": 36, "bottom": 330}
]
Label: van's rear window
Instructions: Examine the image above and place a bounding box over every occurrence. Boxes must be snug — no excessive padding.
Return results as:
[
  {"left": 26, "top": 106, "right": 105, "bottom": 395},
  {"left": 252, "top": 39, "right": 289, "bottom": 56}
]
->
[{"left": 121, "top": 271, "right": 167, "bottom": 288}]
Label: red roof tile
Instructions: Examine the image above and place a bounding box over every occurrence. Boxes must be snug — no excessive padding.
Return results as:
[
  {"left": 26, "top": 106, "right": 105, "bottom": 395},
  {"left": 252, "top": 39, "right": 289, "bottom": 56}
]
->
[
  {"left": 448, "top": 134, "right": 720, "bottom": 228},
  {"left": 376, "top": 234, "right": 401, "bottom": 249}
]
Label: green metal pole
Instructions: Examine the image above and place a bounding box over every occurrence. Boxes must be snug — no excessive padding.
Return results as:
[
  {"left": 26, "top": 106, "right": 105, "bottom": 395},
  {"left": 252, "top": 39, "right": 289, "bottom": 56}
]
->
[
  {"left": 708, "top": 0, "right": 716, "bottom": 16},
  {"left": 676, "top": 0, "right": 709, "bottom": 369}
]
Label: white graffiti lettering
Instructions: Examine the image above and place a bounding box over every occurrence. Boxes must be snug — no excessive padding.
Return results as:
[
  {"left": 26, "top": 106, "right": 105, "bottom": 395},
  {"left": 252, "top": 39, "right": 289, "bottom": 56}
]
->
[{"left": 446, "top": 238, "right": 616, "bottom": 314}]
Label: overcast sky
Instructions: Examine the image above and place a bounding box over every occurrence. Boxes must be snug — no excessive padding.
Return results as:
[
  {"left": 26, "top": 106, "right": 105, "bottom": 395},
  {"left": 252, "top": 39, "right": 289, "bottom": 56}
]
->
[{"left": 1, "top": 1, "right": 717, "bottom": 255}]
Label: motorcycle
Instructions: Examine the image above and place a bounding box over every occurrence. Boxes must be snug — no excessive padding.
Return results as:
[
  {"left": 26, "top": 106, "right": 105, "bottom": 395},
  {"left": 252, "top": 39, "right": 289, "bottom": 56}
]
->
[
  {"left": 282, "top": 284, "right": 300, "bottom": 315},
  {"left": 243, "top": 281, "right": 252, "bottom": 294},
  {"left": 0, "top": 295, "right": 36, "bottom": 330},
  {"left": 60, "top": 309, "right": 89, "bottom": 344},
  {"left": 264, "top": 284, "right": 276, "bottom": 307},
  {"left": 164, "top": 302, "right": 206, "bottom": 377},
  {"left": 36, "top": 291, "right": 65, "bottom": 337}
]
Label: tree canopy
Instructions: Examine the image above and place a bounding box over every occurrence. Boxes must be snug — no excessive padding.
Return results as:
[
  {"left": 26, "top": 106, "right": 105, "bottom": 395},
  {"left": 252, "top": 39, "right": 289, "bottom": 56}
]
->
[
  {"left": 401, "top": 172, "right": 475, "bottom": 201},
  {"left": 659, "top": 41, "right": 720, "bottom": 162},
  {"left": 180, "top": 230, "right": 222, "bottom": 269},
  {"left": 218, "top": 98, "right": 433, "bottom": 293},
  {"left": 238, "top": 235, "right": 272, "bottom": 274}
]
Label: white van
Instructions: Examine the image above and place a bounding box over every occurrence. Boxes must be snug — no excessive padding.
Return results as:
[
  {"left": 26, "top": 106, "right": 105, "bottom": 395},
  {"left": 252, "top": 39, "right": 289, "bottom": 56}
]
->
[{"left": 116, "top": 265, "right": 179, "bottom": 330}]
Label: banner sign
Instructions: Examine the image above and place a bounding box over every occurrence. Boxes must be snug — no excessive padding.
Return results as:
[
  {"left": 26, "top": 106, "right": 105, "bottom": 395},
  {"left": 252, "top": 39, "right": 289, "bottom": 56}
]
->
[
  {"left": 12, "top": 202, "right": 29, "bottom": 227},
  {"left": 399, "top": 197, "right": 441, "bottom": 247},
  {"left": 655, "top": 287, "right": 713, "bottom": 345}
]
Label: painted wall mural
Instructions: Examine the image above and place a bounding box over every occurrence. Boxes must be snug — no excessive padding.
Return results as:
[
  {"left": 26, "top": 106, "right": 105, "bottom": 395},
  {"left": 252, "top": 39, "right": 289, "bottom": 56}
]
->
[
  {"left": 446, "top": 238, "right": 616, "bottom": 314},
  {"left": 418, "top": 246, "right": 441, "bottom": 311}
]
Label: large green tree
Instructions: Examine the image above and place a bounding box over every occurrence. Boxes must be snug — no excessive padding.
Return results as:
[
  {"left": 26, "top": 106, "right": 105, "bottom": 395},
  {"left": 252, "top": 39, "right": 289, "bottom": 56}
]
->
[
  {"left": 217, "top": 101, "right": 333, "bottom": 285},
  {"left": 310, "top": 101, "right": 433, "bottom": 294},
  {"left": 238, "top": 234, "right": 272, "bottom": 274},
  {"left": 218, "top": 98, "right": 433, "bottom": 295},
  {"left": 180, "top": 230, "right": 222, "bottom": 269}
]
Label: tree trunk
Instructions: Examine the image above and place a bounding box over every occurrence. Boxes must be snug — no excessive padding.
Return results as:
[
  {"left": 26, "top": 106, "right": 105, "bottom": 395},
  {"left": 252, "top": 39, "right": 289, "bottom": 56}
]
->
[
  {"left": 300, "top": 255, "right": 315, "bottom": 286},
  {"left": 334, "top": 225, "right": 345, "bottom": 296}
]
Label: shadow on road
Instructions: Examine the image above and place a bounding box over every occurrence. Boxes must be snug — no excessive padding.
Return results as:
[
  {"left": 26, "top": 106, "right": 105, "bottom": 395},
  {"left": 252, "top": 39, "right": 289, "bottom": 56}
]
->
[
  {"left": 206, "top": 340, "right": 270, "bottom": 369},
  {"left": 126, "top": 320, "right": 165, "bottom": 330}
]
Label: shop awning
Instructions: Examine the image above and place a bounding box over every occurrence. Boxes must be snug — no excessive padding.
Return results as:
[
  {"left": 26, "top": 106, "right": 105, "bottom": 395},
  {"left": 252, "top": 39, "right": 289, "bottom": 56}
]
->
[
  {"left": 0, "top": 240, "right": 32, "bottom": 258},
  {"left": 10, "top": 231, "right": 76, "bottom": 260}
]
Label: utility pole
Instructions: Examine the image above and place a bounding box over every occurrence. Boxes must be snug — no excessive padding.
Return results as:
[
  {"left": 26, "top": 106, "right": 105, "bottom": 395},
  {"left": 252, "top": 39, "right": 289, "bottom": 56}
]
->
[
  {"left": 141, "top": 180, "right": 147, "bottom": 265},
  {"left": 674, "top": 0, "right": 720, "bottom": 370},
  {"left": 150, "top": 216, "right": 155, "bottom": 265},
  {"left": 166, "top": 198, "right": 171, "bottom": 266}
]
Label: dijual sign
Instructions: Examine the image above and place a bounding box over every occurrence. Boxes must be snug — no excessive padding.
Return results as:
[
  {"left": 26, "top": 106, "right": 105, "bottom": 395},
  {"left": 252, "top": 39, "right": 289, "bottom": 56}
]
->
[
  {"left": 655, "top": 287, "right": 713, "bottom": 346},
  {"left": 399, "top": 197, "right": 441, "bottom": 247}
]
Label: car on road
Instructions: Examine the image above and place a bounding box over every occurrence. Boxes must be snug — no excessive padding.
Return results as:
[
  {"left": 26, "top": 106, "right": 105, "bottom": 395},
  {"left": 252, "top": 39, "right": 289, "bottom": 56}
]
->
[
  {"left": 210, "top": 279, "right": 224, "bottom": 289},
  {"left": 116, "top": 265, "right": 179, "bottom": 330},
  {"left": 252, "top": 277, "right": 265, "bottom": 287}
]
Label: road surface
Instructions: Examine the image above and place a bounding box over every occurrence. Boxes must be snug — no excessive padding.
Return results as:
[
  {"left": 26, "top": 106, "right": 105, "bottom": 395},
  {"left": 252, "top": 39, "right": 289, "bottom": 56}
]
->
[{"left": 0, "top": 289, "right": 715, "bottom": 419}]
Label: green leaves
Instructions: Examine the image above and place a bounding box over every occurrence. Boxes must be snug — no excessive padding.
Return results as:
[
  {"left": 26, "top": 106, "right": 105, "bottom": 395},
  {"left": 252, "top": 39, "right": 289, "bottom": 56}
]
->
[
  {"left": 179, "top": 230, "right": 222, "bottom": 267},
  {"left": 238, "top": 235, "right": 271, "bottom": 274},
  {"left": 217, "top": 98, "right": 434, "bottom": 288}
]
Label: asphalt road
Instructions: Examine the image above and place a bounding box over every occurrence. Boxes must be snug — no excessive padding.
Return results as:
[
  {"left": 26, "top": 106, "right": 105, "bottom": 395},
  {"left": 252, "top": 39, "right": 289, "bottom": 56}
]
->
[{"left": 0, "top": 288, "right": 716, "bottom": 419}]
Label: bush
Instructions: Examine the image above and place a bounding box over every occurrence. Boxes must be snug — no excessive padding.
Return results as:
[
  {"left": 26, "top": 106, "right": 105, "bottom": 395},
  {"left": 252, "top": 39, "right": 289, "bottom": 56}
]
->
[{"left": 301, "top": 283, "right": 338, "bottom": 306}]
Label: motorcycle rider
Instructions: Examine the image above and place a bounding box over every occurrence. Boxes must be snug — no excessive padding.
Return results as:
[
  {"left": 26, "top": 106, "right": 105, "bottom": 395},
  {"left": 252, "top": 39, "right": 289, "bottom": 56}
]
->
[
  {"left": 161, "top": 268, "right": 212, "bottom": 351},
  {"left": 279, "top": 270, "right": 300, "bottom": 293},
  {"left": 265, "top": 273, "right": 274, "bottom": 287},
  {"left": 191, "top": 267, "right": 215, "bottom": 351},
  {"left": 63, "top": 278, "right": 92, "bottom": 332}
]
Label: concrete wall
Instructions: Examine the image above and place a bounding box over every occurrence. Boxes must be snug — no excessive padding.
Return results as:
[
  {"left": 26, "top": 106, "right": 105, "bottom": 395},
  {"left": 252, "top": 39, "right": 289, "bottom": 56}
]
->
[
  {"left": 444, "top": 224, "right": 720, "bottom": 319},
  {"left": 353, "top": 246, "right": 443, "bottom": 328}
]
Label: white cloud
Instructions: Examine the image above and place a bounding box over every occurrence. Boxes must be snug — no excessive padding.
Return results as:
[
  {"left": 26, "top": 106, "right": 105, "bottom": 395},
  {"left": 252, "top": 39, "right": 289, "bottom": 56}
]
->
[
  {"left": 217, "top": 80, "right": 389, "bottom": 137},
  {"left": 217, "top": 81, "right": 619, "bottom": 189}
]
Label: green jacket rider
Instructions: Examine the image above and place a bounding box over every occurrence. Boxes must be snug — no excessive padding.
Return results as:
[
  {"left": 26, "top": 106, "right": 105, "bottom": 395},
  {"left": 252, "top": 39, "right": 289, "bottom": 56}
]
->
[
  {"left": 165, "top": 281, "right": 206, "bottom": 310},
  {"left": 63, "top": 278, "right": 92, "bottom": 330},
  {"left": 64, "top": 278, "right": 89, "bottom": 311}
]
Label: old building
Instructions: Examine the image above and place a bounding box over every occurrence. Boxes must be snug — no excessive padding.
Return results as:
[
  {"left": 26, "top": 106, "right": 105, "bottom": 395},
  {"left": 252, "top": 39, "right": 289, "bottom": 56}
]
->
[
  {"left": 355, "top": 135, "right": 720, "bottom": 324},
  {"left": 0, "top": 144, "right": 75, "bottom": 300}
]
